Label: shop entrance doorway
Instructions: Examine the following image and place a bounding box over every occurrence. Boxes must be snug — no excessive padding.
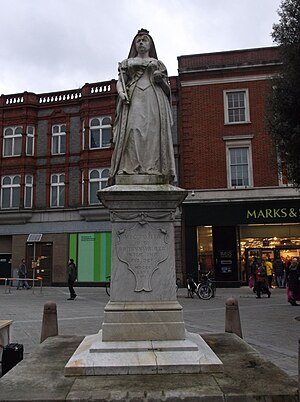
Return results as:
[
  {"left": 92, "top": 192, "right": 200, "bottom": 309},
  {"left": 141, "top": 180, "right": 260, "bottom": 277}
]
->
[
  {"left": 26, "top": 242, "right": 53, "bottom": 285},
  {"left": 0, "top": 254, "right": 12, "bottom": 278}
]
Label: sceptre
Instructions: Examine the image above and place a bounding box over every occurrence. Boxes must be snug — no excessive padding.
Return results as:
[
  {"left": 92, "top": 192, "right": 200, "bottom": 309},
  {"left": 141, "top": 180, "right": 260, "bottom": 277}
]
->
[{"left": 118, "top": 63, "right": 130, "bottom": 104}]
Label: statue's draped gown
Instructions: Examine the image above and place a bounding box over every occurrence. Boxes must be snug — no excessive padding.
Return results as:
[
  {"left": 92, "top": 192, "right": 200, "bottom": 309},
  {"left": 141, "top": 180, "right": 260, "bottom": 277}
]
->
[{"left": 109, "top": 57, "right": 176, "bottom": 184}]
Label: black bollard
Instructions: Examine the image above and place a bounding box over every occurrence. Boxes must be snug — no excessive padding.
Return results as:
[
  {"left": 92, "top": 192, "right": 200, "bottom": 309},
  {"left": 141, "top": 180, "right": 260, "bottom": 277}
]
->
[
  {"left": 40, "top": 301, "right": 58, "bottom": 343},
  {"left": 225, "top": 297, "right": 243, "bottom": 338}
]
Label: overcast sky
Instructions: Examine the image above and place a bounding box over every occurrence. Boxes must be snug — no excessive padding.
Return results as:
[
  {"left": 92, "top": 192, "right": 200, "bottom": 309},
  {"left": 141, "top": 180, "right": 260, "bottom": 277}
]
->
[{"left": 0, "top": 0, "right": 282, "bottom": 95}]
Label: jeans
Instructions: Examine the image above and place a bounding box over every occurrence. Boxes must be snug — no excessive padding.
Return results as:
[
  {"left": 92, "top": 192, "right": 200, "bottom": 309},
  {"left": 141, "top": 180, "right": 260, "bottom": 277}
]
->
[
  {"left": 276, "top": 275, "right": 285, "bottom": 288},
  {"left": 17, "top": 278, "right": 30, "bottom": 289}
]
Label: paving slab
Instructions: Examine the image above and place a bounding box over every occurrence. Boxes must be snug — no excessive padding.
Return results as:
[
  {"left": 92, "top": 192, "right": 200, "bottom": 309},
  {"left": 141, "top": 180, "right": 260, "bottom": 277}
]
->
[{"left": 0, "top": 333, "right": 298, "bottom": 401}]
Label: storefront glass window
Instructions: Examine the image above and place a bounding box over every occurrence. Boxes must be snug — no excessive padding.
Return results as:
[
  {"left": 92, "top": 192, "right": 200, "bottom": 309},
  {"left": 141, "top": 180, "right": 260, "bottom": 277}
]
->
[
  {"left": 239, "top": 224, "right": 300, "bottom": 281},
  {"left": 197, "top": 226, "right": 213, "bottom": 279}
]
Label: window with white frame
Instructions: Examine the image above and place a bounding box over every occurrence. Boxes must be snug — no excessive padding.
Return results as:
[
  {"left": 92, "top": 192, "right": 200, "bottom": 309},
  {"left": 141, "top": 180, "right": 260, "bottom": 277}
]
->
[
  {"left": 3, "top": 126, "right": 22, "bottom": 156},
  {"left": 26, "top": 126, "right": 35, "bottom": 156},
  {"left": 52, "top": 124, "right": 66, "bottom": 155},
  {"left": 24, "top": 175, "right": 33, "bottom": 208},
  {"left": 1, "top": 175, "right": 20, "bottom": 208},
  {"left": 89, "top": 168, "right": 109, "bottom": 204},
  {"left": 224, "top": 136, "right": 253, "bottom": 188},
  {"left": 50, "top": 173, "right": 65, "bottom": 207},
  {"left": 89, "top": 117, "right": 111, "bottom": 149},
  {"left": 224, "top": 90, "right": 250, "bottom": 124}
]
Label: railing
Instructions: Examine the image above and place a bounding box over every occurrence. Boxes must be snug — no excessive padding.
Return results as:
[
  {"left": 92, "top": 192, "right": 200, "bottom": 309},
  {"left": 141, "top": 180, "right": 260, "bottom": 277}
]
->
[
  {"left": 5, "top": 96, "right": 24, "bottom": 105},
  {"left": 90, "top": 83, "right": 111, "bottom": 94},
  {"left": 1, "top": 80, "right": 116, "bottom": 107},
  {"left": 39, "top": 90, "right": 82, "bottom": 104},
  {"left": 0, "top": 277, "right": 43, "bottom": 294}
]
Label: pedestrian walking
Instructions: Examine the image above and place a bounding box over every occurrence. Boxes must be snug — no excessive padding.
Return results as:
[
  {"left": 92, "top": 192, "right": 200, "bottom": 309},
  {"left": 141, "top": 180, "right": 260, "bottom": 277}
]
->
[
  {"left": 250, "top": 257, "right": 259, "bottom": 293},
  {"left": 265, "top": 257, "right": 274, "bottom": 288},
  {"left": 273, "top": 257, "right": 285, "bottom": 288},
  {"left": 287, "top": 258, "right": 300, "bottom": 306},
  {"left": 67, "top": 259, "right": 77, "bottom": 300},
  {"left": 16, "top": 259, "right": 31, "bottom": 289},
  {"left": 255, "top": 260, "right": 271, "bottom": 299}
]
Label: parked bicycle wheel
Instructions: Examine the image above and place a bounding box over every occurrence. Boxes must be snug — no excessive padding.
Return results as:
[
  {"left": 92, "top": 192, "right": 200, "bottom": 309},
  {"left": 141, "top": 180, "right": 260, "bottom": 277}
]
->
[{"left": 198, "top": 284, "right": 213, "bottom": 300}]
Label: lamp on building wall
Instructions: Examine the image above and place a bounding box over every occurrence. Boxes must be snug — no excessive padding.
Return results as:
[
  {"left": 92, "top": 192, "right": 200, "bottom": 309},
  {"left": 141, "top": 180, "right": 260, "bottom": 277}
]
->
[{"left": 191, "top": 190, "right": 195, "bottom": 197}]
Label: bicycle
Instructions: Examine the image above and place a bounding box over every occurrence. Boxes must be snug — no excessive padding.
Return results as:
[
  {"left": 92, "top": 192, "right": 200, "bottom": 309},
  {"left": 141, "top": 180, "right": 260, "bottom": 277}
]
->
[
  {"left": 105, "top": 276, "right": 111, "bottom": 296},
  {"left": 187, "top": 271, "right": 216, "bottom": 300},
  {"left": 198, "top": 271, "right": 216, "bottom": 300}
]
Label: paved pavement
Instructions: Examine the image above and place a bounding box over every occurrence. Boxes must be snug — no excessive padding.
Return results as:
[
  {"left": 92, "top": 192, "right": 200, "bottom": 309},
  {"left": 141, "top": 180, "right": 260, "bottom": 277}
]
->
[{"left": 0, "top": 284, "right": 299, "bottom": 381}]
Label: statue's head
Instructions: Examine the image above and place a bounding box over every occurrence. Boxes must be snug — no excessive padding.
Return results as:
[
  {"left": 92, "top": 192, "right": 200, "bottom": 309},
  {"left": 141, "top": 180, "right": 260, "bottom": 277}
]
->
[{"left": 128, "top": 28, "right": 158, "bottom": 59}]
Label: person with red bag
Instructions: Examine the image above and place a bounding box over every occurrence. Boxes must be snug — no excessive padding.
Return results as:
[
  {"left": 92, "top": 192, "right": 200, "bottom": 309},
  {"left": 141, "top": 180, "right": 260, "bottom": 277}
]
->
[
  {"left": 287, "top": 258, "right": 300, "bottom": 306},
  {"left": 255, "top": 260, "right": 271, "bottom": 299}
]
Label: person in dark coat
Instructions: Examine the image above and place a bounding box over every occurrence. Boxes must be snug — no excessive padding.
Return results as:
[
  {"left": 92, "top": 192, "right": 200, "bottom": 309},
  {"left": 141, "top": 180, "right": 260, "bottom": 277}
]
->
[
  {"left": 273, "top": 257, "right": 285, "bottom": 288},
  {"left": 17, "top": 259, "right": 31, "bottom": 289},
  {"left": 287, "top": 258, "right": 300, "bottom": 306},
  {"left": 67, "top": 259, "right": 77, "bottom": 300},
  {"left": 255, "top": 261, "right": 271, "bottom": 299},
  {"left": 250, "top": 257, "right": 259, "bottom": 293}
]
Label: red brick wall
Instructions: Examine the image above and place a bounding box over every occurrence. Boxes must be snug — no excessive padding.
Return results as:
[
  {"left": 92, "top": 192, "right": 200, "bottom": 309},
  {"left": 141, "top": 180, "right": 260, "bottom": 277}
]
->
[{"left": 179, "top": 47, "right": 280, "bottom": 190}]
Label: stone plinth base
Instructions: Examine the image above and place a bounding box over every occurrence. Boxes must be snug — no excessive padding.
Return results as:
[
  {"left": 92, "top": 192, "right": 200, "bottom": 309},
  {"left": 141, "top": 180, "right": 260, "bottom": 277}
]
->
[
  {"left": 0, "top": 334, "right": 297, "bottom": 401},
  {"left": 102, "top": 301, "right": 185, "bottom": 341},
  {"left": 64, "top": 330, "right": 223, "bottom": 376}
]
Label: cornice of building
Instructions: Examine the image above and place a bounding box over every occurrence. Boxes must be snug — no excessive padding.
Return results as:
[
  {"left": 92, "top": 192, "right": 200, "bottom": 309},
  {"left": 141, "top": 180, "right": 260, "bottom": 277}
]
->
[{"left": 183, "top": 186, "right": 300, "bottom": 204}]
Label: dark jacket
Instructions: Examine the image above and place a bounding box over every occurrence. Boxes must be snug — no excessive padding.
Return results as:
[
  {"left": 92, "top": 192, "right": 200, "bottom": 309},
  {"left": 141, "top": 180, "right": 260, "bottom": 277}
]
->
[
  {"left": 288, "top": 263, "right": 300, "bottom": 298},
  {"left": 68, "top": 262, "right": 77, "bottom": 282},
  {"left": 18, "top": 263, "right": 27, "bottom": 278},
  {"left": 273, "top": 259, "right": 285, "bottom": 276}
]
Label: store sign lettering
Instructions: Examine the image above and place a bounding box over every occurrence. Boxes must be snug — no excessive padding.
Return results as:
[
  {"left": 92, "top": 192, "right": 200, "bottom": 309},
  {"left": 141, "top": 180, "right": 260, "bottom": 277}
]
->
[{"left": 246, "top": 207, "right": 299, "bottom": 220}]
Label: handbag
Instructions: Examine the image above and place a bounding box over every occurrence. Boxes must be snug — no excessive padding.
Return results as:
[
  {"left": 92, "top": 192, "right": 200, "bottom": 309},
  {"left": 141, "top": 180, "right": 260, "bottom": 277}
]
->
[{"left": 248, "top": 276, "right": 254, "bottom": 289}]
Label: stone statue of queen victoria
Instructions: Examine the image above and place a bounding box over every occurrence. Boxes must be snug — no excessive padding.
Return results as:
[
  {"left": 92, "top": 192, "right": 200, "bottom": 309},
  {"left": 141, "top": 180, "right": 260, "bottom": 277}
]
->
[{"left": 108, "top": 29, "right": 176, "bottom": 186}]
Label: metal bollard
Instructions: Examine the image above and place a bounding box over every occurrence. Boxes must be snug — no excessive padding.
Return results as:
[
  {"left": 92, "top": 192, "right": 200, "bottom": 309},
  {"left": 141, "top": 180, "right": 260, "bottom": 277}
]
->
[
  {"left": 40, "top": 302, "right": 58, "bottom": 343},
  {"left": 225, "top": 297, "right": 243, "bottom": 338}
]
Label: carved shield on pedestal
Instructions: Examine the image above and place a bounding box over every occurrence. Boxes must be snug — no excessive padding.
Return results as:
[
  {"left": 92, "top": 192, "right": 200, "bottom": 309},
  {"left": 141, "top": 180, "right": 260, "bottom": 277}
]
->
[{"left": 116, "top": 222, "right": 169, "bottom": 292}]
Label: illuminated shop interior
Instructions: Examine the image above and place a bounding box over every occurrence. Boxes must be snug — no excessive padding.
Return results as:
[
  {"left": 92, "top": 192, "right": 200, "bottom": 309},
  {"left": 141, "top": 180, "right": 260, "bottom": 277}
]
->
[{"left": 197, "top": 224, "right": 300, "bottom": 282}]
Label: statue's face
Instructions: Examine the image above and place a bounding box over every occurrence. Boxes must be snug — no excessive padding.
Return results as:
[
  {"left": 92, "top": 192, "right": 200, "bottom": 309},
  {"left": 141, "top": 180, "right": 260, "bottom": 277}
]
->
[{"left": 135, "top": 34, "right": 150, "bottom": 55}]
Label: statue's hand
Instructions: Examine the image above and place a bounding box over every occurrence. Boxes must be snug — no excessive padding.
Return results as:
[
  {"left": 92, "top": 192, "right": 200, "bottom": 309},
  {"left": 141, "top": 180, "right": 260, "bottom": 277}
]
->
[
  {"left": 119, "top": 91, "right": 129, "bottom": 103},
  {"left": 153, "top": 70, "right": 163, "bottom": 83}
]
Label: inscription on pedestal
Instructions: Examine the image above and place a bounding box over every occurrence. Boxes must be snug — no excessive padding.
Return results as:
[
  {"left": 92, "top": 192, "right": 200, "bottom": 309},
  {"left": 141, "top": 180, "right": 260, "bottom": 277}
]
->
[{"left": 116, "top": 222, "right": 169, "bottom": 292}]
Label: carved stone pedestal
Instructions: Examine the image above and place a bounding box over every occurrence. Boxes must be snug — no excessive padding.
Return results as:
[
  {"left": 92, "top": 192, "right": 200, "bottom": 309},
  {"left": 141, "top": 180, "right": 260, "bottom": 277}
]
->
[{"left": 65, "top": 178, "right": 223, "bottom": 375}]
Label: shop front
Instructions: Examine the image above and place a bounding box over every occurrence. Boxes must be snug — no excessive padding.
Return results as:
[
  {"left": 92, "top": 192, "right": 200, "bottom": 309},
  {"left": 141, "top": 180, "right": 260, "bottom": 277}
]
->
[{"left": 183, "top": 200, "right": 300, "bottom": 287}]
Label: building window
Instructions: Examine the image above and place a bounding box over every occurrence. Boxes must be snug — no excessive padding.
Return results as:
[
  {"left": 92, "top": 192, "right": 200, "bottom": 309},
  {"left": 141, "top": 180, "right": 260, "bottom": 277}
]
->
[
  {"left": 89, "top": 117, "right": 111, "bottom": 149},
  {"left": 3, "top": 126, "right": 22, "bottom": 157},
  {"left": 50, "top": 173, "right": 65, "bottom": 207},
  {"left": 89, "top": 168, "right": 109, "bottom": 204},
  {"left": 52, "top": 124, "right": 66, "bottom": 154},
  {"left": 224, "top": 90, "right": 250, "bottom": 124},
  {"left": 24, "top": 175, "right": 33, "bottom": 208},
  {"left": 224, "top": 136, "right": 253, "bottom": 188},
  {"left": 229, "top": 148, "right": 250, "bottom": 187},
  {"left": 1, "top": 175, "right": 20, "bottom": 208},
  {"left": 26, "top": 126, "right": 35, "bottom": 156}
]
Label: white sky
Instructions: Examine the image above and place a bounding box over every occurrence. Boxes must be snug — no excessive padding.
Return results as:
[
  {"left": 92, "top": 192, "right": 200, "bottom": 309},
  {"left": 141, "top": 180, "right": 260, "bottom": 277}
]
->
[{"left": 0, "top": 0, "right": 282, "bottom": 95}]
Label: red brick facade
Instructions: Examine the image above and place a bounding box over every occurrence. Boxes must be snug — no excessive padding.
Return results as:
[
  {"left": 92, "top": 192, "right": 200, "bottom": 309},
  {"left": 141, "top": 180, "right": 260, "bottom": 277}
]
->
[{"left": 178, "top": 47, "right": 281, "bottom": 190}]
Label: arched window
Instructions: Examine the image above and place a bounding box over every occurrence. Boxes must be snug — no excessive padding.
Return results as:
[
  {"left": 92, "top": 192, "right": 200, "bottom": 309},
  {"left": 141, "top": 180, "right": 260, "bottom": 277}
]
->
[
  {"left": 50, "top": 173, "right": 65, "bottom": 207},
  {"left": 88, "top": 168, "right": 109, "bottom": 204},
  {"left": 1, "top": 175, "right": 21, "bottom": 208},
  {"left": 89, "top": 117, "right": 111, "bottom": 149}
]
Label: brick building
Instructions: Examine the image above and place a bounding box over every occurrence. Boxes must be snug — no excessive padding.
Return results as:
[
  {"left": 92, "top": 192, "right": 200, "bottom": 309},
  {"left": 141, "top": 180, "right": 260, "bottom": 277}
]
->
[
  {"left": 0, "top": 46, "right": 299, "bottom": 287},
  {"left": 179, "top": 47, "right": 300, "bottom": 286},
  {"left": 0, "top": 78, "right": 181, "bottom": 285}
]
